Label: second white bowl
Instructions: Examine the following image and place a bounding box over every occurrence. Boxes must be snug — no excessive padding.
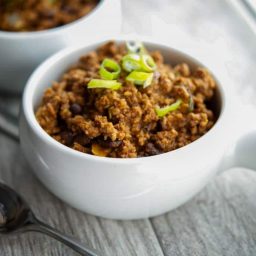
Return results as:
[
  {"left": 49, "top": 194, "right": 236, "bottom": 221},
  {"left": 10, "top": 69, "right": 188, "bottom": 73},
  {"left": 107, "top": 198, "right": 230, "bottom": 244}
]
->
[{"left": 0, "top": 0, "right": 121, "bottom": 93}]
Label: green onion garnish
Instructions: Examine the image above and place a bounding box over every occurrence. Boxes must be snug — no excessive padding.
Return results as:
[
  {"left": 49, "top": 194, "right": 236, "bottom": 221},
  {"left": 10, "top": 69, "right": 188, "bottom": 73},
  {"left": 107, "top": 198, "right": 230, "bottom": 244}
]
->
[
  {"left": 140, "top": 54, "right": 156, "bottom": 72},
  {"left": 126, "top": 41, "right": 146, "bottom": 54},
  {"left": 123, "top": 42, "right": 157, "bottom": 75},
  {"left": 187, "top": 88, "right": 194, "bottom": 112},
  {"left": 122, "top": 54, "right": 141, "bottom": 72},
  {"left": 180, "top": 85, "right": 194, "bottom": 112},
  {"left": 88, "top": 79, "right": 122, "bottom": 90},
  {"left": 47, "top": 0, "right": 58, "bottom": 5},
  {"left": 155, "top": 99, "right": 182, "bottom": 118},
  {"left": 99, "top": 58, "right": 121, "bottom": 80},
  {"left": 126, "top": 71, "right": 153, "bottom": 88}
]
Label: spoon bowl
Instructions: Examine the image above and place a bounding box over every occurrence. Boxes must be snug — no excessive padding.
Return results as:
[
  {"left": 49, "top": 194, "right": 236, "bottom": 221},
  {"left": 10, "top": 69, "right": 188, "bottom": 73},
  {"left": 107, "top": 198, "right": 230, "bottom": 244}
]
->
[
  {"left": 0, "top": 182, "right": 100, "bottom": 256},
  {"left": 0, "top": 183, "right": 30, "bottom": 233}
]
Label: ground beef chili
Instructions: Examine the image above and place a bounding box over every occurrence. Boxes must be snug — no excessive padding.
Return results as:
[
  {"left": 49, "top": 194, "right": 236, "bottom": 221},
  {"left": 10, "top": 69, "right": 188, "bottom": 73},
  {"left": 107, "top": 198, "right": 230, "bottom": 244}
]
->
[
  {"left": 36, "top": 41, "right": 217, "bottom": 158},
  {"left": 0, "top": 0, "right": 98, "bottom": 32}
]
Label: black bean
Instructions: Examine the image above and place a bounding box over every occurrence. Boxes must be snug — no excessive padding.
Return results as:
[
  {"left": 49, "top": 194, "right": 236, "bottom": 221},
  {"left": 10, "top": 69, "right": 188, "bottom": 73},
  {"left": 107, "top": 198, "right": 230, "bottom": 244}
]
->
[
  {"left": 98, "top": 139, "right": 122, "bottom": 148},
  {"left": 60, "top": 131, "right": 73, "bottom": 146},
  {"left": 61, "top": 6, "right": 77, "bottom": 14},
  {"left": 144, "top": 142, "right": 161, "bottom": 156},
  {"left": 39, "top": 9, "right": 55, "bottom": 19},
  {"left": 144, "top": 123, "right": 157, "bottom": 132},
  {"left": 74, "top": 134, "right": 91, "bottom": 146},
  {"left": 57, "top": 116, "right": 67, "bottom": 130},
  {"left": 156, "top": 120, "right": 162, "bottom": 131},
  {"left": 70, "top": 103, "right": 82, "bottom": 115},
  {"left": 109, "top": 140, "right": 122, "bottom": 148}
]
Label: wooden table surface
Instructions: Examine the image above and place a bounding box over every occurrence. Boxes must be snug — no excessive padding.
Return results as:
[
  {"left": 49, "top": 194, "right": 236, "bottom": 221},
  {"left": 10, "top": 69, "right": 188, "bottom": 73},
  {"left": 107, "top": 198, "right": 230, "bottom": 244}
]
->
[{"left": 1, "top": 1, "right": 256, "bottom": 255}]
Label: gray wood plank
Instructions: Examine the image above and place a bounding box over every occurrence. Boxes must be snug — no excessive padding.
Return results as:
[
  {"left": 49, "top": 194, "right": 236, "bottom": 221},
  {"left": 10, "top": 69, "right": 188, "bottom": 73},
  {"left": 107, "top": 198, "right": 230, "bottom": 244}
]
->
[
  {"left": 151, "top": 168, "right": 256, "bottom": 256},
  {"left": 0, "top": 133, "right": 164, "bottom": 256},
  {"left": 0, "top": 94, "right": 20, "bottom": 140}
]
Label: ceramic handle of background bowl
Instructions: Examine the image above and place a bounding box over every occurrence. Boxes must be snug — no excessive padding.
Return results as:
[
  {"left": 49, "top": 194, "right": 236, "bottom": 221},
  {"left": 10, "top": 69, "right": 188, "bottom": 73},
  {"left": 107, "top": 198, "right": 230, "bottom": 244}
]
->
[
  {"left": 219, "top": 130, "right": 256, "bottom": 174},
  {"left": 233, "top": 131, "right": 256, "bottom": 170},
  {"left": 218, "top": 104, "right": 256, "bottom": 173}
]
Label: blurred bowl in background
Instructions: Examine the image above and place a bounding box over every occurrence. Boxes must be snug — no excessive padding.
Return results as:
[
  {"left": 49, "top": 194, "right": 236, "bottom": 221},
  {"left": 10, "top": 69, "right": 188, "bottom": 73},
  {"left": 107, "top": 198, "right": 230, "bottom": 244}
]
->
[{"left": 0, "top": 0, "right": 121, "bottom": 93}]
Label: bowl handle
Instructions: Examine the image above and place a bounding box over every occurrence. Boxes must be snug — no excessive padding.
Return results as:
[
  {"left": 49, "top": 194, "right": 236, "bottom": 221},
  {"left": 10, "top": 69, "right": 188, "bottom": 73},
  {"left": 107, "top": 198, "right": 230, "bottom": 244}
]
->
[
  {"left": 233, "top": 130, "right": 256, "bottom": 170},
  {"left": 217, "top": 104, "right": 256, "bottom": 174},
  {"left": 218, "top": 129, "right": 256, "bottom": 175}
]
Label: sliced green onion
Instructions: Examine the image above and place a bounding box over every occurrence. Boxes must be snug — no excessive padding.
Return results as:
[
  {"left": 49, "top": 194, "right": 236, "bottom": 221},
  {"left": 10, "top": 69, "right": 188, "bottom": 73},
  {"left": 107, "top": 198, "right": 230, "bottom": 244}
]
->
[
  {"left": 140, "top": 54, "right": 156, "bottom": 72},
  {"left": 180, "top": 85, "right": 194, "bottom": 112},
  {"left": 126, "top": 71, "right": 153, "bottom": 88},
  {"left": 88, "top": 79, "right": 122, "bottom": 90},
  {"left": 99, "top": 58, "right": 121, "bottom": 80},
  {"left": 126, "top": 41, "right": 146, "bottom": 54},
  {"left": 47, "top": 0, "right": 58, "bottom": 5},
  {"left": 122, "top": 54, "right": 141, "bottom": 72},
  {"left": 155, "top": 99, "right": 182, "bottom": 118},
  {"left": 187, "top": 88, "right": 194, "bottom": 112},
  {"left": 122, "top": 42, "right": 157, "bottom": 73}
]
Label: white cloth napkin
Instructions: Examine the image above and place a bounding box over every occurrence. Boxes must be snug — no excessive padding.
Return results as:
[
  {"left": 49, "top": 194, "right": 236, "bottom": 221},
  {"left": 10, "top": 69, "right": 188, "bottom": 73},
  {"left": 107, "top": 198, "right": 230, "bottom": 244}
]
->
[{"left": 121, "top": 0, "right": 256, "bottom": 109}]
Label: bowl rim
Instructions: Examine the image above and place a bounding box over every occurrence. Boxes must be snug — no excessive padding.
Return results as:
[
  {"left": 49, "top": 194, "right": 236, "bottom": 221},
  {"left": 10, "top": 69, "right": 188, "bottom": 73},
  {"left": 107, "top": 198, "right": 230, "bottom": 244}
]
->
[
  {"left": 0, "top": 0, "right": 105, "bottom": 39},
  {"left": 22, "top": 39, "right": 227, "bottom": 165}
]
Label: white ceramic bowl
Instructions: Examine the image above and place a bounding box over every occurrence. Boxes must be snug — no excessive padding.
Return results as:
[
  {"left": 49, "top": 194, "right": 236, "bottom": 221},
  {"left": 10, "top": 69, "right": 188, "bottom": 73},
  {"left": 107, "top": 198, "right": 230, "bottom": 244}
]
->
[
  {"left": 0, "top": 0, "right": 121, "bottom": 93},
  {"left": 19, "top": 39, "right": 256, "bottom": 220}
]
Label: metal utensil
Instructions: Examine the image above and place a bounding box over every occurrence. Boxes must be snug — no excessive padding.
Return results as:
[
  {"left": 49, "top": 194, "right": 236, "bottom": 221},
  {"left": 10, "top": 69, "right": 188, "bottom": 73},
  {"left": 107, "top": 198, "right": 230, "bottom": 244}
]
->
[{"left": 0, "top": 182, "right": 101, "bottom": 256}]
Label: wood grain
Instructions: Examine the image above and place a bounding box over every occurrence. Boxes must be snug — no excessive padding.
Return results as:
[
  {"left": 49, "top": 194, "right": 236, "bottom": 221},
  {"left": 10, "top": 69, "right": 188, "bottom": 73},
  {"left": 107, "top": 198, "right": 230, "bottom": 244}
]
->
[{"left": 151, "top": 169, "right": 256, "bottom": 256}]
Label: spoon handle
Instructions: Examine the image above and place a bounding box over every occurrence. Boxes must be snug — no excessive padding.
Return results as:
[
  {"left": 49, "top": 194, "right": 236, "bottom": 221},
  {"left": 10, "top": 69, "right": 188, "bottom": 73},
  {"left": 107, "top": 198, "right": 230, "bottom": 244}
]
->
[{"left": 24, "top": 216, "right": 101, "bottom": 256}]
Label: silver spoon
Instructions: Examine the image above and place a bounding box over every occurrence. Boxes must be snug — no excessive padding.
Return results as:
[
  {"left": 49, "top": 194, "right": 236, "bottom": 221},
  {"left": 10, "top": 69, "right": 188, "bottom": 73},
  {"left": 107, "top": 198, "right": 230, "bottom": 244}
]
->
[{"left": 0, "top": 182, "right": 101, "bottom": 256}]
